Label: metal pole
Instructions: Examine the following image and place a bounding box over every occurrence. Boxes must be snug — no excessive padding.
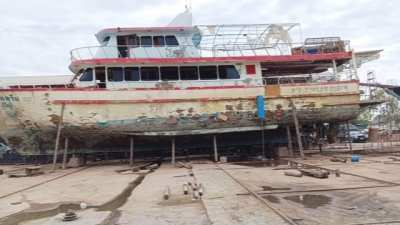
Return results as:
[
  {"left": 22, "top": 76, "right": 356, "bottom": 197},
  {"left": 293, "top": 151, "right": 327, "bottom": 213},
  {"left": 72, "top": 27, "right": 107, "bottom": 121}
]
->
[
  {"left": 213, "top": 135, "right": 219, "bottom": 162},
  {"left": 52, "top": 104, "right": 65, "bottom": 171},
  {"left": 332, "top": 60, "right": 338, "bottom": 80},
  {"left": 289, "top": 100, "right": 304, "bottom": 159},
  {"left": 171, "top": 137, "right": 176, "bottom": 165},
  {"left": 346, "top": 121, "right": 353, "bottom": 153},
  {"left": 261, "top": 120, "right": 266, "bottom": 159},
  {"left": 62, "top": 137, "right": 69, "bottom": 170},
  {"left": 129, "top": 137, "right": 134, "bottom": 167},
  {"left": 286, "top": 125, "right": 294, "bottom": 157}
]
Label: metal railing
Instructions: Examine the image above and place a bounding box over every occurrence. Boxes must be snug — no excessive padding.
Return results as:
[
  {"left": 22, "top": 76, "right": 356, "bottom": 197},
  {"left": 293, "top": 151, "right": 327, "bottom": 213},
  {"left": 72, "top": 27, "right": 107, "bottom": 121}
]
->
[{"left": 70, "top": 41, "right": 351, "bottom": 62}]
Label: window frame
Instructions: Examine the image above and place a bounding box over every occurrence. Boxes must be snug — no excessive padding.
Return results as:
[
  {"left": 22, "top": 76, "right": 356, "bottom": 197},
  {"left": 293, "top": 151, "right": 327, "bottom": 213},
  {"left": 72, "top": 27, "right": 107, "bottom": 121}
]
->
[
  {"left": 79, "top": 68, "right": 94, "bottom": 82},
  {"left": 140, "top": 67, "right": 160, "bottom": 81},
  {"left": 153, "top": 36, "right": 166, "bottom": 47},
  {"left": 199, "top": 65, "right": 218, "bottom": 80},
  {"left": 179, "top": 66, "right": 199, "bottom": 80},
  {"left": 140, "top": 36, "right": 153, "bottom": 47},
  {"left": 124, "top": 67, "right": 140, "bottom": 82},
  {"left": 107, "top": 67, "right": 124, "bottom": 82},
  {"left": 165, "top": 35, "right": 179, "bottom": 46},
  {"left": 160, "top": 66, "right": 179, "bottom": 81},
  {"left": 218, "top": 65, "right": 240, "bottom": 79}
]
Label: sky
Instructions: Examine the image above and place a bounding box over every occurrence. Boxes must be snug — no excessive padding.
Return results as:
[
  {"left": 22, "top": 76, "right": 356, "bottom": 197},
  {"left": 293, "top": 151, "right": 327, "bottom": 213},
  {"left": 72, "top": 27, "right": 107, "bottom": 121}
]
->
[{"left": 0, "top": 0, "right": 398, "bottom": 83}]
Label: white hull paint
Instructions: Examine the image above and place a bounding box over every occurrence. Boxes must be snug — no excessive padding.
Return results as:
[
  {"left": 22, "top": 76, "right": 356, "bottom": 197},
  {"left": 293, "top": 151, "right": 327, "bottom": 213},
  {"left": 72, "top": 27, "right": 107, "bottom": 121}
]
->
[{"left": 0, "top": 81, "right": 361, "bottom": 152}]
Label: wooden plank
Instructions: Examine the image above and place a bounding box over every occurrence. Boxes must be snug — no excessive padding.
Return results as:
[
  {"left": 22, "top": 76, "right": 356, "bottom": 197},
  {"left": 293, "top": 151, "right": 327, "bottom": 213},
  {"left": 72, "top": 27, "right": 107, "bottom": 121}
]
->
[
  {"left": 52, "top": 103, "right": 65, "bottom": 171},
  {"left": 289, "top": 99, "right": 304, "bottom": 158},
  {"left": 62, "top": 137, "right": 69, "bottom": 169},
  {"left": 129, "top": 137, "right": 134, "bottom": 167}
]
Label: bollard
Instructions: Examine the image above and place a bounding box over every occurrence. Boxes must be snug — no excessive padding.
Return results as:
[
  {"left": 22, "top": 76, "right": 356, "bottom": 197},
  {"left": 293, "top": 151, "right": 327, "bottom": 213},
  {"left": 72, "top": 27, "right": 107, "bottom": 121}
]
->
[
  {"left": 198, "top": 183, "right": 204, "bottom": 197},
  {"left": 183, "top": 184, "right": 189, "bottom": 195},
  {"left": 192, "top": 190, "right": 199, "bottom": 200},
  {"left": 163, "top": 186, "right": 170, "bottom": 200}
]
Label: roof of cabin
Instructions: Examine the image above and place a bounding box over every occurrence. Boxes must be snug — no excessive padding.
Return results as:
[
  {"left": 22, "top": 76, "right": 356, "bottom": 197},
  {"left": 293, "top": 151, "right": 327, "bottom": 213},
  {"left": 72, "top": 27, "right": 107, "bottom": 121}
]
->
[{"left": 95, "top": 26, "right": 195, "bottom": 43}]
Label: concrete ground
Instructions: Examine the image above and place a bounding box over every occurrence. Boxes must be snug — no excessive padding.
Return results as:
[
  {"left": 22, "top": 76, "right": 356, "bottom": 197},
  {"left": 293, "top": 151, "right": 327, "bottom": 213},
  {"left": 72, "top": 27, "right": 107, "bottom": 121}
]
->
[{"left": 1, "top": 152, "right": 400, "bottom": 225}]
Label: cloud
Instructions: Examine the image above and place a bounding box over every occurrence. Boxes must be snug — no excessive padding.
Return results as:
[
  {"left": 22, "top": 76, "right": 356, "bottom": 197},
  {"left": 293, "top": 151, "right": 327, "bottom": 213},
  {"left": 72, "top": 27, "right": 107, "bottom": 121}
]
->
[{"left": 0, "top": 0, "right": 398, "bottom": 83}]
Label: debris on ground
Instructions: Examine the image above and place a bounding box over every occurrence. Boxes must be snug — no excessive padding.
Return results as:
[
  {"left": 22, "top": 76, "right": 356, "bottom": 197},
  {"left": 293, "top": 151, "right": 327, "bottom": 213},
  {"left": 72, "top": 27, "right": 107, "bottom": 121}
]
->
[
  {"left": 299, "top": 168, "right": 330, "bottom": 179},
  {"left": 7, "top": 166, "right": 44, "bottom": 178},
  {"left": 176, "top": 161, "right": 192, "bottom": 169},
  {"left": 330, "top": 157, "right": 347, "bottom": 163},
  {"left": 284, "top": 170, "right": 303, "bottom": 177},
  {"left": 62, "top": 209, "right": 78, "bottom": 221}
]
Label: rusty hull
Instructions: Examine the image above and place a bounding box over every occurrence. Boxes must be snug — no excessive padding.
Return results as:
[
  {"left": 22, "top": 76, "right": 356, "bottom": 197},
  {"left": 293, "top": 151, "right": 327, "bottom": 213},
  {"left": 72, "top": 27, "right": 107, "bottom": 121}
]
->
[{"left": 0, "top": 81, "right": 362, "bottom": 153}]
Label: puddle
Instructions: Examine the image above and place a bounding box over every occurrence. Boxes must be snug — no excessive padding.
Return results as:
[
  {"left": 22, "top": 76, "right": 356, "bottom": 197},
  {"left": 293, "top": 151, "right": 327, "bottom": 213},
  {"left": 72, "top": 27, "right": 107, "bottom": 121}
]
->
[
  {"left": 261, "top": 186, "right": 291, "bottom": 191},
  {"left": 233, "top": 159, "right": 288, "bottom": 167},
  {"left": 97, "top": 175, "right": 145, "bottom": 211},
  {"left": 283, "top": 194, "right": 332, "bottom": 209},
  {"left": 263, "top": 195, "right": 280, "bottom": 203}
]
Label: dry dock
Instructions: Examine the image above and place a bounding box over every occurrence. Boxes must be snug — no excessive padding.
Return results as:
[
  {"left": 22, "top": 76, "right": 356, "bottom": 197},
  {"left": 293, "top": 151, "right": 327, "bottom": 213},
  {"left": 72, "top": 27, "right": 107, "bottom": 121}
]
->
[{"left": 1, "top": 152, "right": 400, "bottom": 225}]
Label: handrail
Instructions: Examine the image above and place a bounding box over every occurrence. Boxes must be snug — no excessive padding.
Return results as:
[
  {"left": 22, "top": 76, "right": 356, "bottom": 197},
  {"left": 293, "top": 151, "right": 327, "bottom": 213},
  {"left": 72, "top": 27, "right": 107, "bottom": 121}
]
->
[{"left": 70, "top": 40, "right": 351, "bottom": 62}]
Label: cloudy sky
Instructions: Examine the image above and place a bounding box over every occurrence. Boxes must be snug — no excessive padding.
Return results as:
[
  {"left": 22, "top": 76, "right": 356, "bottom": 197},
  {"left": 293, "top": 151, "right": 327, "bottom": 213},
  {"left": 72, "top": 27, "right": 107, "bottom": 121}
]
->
[{"left": 0, "top": 0, "right": 398, "bottom": 83}]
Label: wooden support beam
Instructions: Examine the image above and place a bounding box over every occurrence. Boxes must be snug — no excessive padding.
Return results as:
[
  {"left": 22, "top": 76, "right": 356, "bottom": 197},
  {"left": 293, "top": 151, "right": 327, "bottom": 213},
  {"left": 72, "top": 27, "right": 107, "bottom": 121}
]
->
[
  {"left": 171, "top": 137, "right": 176, "bottom": 165},
  {"left": 346, "top": 121, "right": 353, "bottom": 153},
  {"left": 261, "top": 121, "right": 266, "bottom": 159},
  {"left": 289, "top": 100, "right": 305, "bottom": 159},
  {"left": 286, "top": 126, "right": 294, "bottom": 157},
  {"left": 213, "top": 135, "right": 219, "bottom": 162},
  {"left": 62, "top": 137, "right": 69, "bottom": 170},
  {"left": 129, "top": 137, "right": 134, "bottom": 167},
  {"left": 52, "top": 103, "right": 65, "bottom": 171}
]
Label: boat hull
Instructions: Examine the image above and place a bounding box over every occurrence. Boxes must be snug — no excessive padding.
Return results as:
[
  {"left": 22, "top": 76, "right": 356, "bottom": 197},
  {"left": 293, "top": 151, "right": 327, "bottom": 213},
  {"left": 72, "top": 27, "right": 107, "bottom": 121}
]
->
[{"left": 0, "top": 81, "right": 361, "bottom": 153}]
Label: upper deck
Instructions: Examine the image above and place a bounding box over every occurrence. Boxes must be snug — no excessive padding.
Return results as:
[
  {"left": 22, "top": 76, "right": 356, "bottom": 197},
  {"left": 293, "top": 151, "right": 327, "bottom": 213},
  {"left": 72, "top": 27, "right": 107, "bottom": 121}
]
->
[{"left": 70, "top": 24, "right": 353, "bottom": 75}]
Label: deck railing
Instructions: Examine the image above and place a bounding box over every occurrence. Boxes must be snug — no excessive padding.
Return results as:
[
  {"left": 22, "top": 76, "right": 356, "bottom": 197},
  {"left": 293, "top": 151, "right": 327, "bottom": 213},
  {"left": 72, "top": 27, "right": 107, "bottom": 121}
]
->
[{"left": 70, "top": 41, "right": 351, "bottom": 62}]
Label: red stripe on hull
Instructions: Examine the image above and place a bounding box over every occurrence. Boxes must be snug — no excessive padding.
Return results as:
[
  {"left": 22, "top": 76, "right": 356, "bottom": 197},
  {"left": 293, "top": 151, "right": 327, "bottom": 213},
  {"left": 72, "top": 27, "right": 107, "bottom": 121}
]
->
[
  {"left": 71, "top": 52, "right": 353, "bottom": 67},
  {"left": 52, "top": 97, "right": 256, "bottom": 105},
  {"left": 0, "top": 85, "right": 260, "bottom": 92}
]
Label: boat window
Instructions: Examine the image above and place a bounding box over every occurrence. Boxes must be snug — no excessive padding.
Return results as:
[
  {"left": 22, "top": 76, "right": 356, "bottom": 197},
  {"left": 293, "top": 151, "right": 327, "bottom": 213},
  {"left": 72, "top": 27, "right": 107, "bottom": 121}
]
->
[
  {"left": 153, "top": 36, "right": 165, "bottom": 47},
  {"left": 128, "top": 35, "right": 140, "bottom": 47},
  {"left": 165, "top": 35, "right": 179, "bottom": 46},
  {"left": 125, "top": 67, "right": 140, "bottom": 81},
  {"left": 199, "top": 66, "right": 218, "bottom": 80},
  {"left": 140, "top": 36, "right": 152, "bottom": 47},
  {"left": 140, "top": 67, "right": 159, "bottom": 81},
  {"left": 107, "top": 67, "right": 124, "bottom": 82},
  {"left": 79, "top": 68, "right": 93, "bottom": 81},
  {"left": 160, "top": 67, "right": 179, "bottom": 81},
  {"left": 218, "top": 65, "right": 240, "bottom": 79},
  {"left": 102, "top": 36, "right": 110, "bottom": 45},
  {"left": 180, "top": 66, "right": 198, "bottom": 80}
]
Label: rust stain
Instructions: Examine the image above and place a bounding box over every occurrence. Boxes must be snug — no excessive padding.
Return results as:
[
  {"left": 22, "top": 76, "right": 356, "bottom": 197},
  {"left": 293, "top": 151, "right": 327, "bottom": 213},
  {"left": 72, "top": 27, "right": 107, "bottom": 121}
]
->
[
  {"left": 48, "top": 114, "right": 61, "bottom": 125},
  {"left": 166, "top": 116, "right": 178, "bottom": 125},
  {"left": 265, "top": 85, "right": 281, "bottom": 97},
  {"left": 225, "top": 105, "right": 234, "bottom": 111},
  {"left": 236, "top": 103, "right": 244, "bottom": 110},
  {"left": 176, "top": 109, "right": 185, "bottom": 114},
  {"left": 155, "top": 82, "right": 175, "bottom": 90},
  {"left": 8, "top": 136, "right": 23, "bottom": 146}
]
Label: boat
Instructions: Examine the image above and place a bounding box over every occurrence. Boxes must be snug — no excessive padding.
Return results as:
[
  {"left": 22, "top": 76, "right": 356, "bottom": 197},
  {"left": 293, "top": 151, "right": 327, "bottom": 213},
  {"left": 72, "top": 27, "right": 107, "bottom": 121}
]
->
[{"left": 0, "top": 9, "right": 381, "bottom": 155}]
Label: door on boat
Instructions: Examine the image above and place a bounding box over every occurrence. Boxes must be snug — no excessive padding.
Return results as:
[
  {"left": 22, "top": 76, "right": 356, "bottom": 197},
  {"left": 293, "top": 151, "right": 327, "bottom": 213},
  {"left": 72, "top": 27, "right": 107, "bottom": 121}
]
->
[
  {"left": 95, "top": 67, "right": 106, "bottom": 88},
  {"left": 117, "top": 36, "right": 129, "bottom": 58}
]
